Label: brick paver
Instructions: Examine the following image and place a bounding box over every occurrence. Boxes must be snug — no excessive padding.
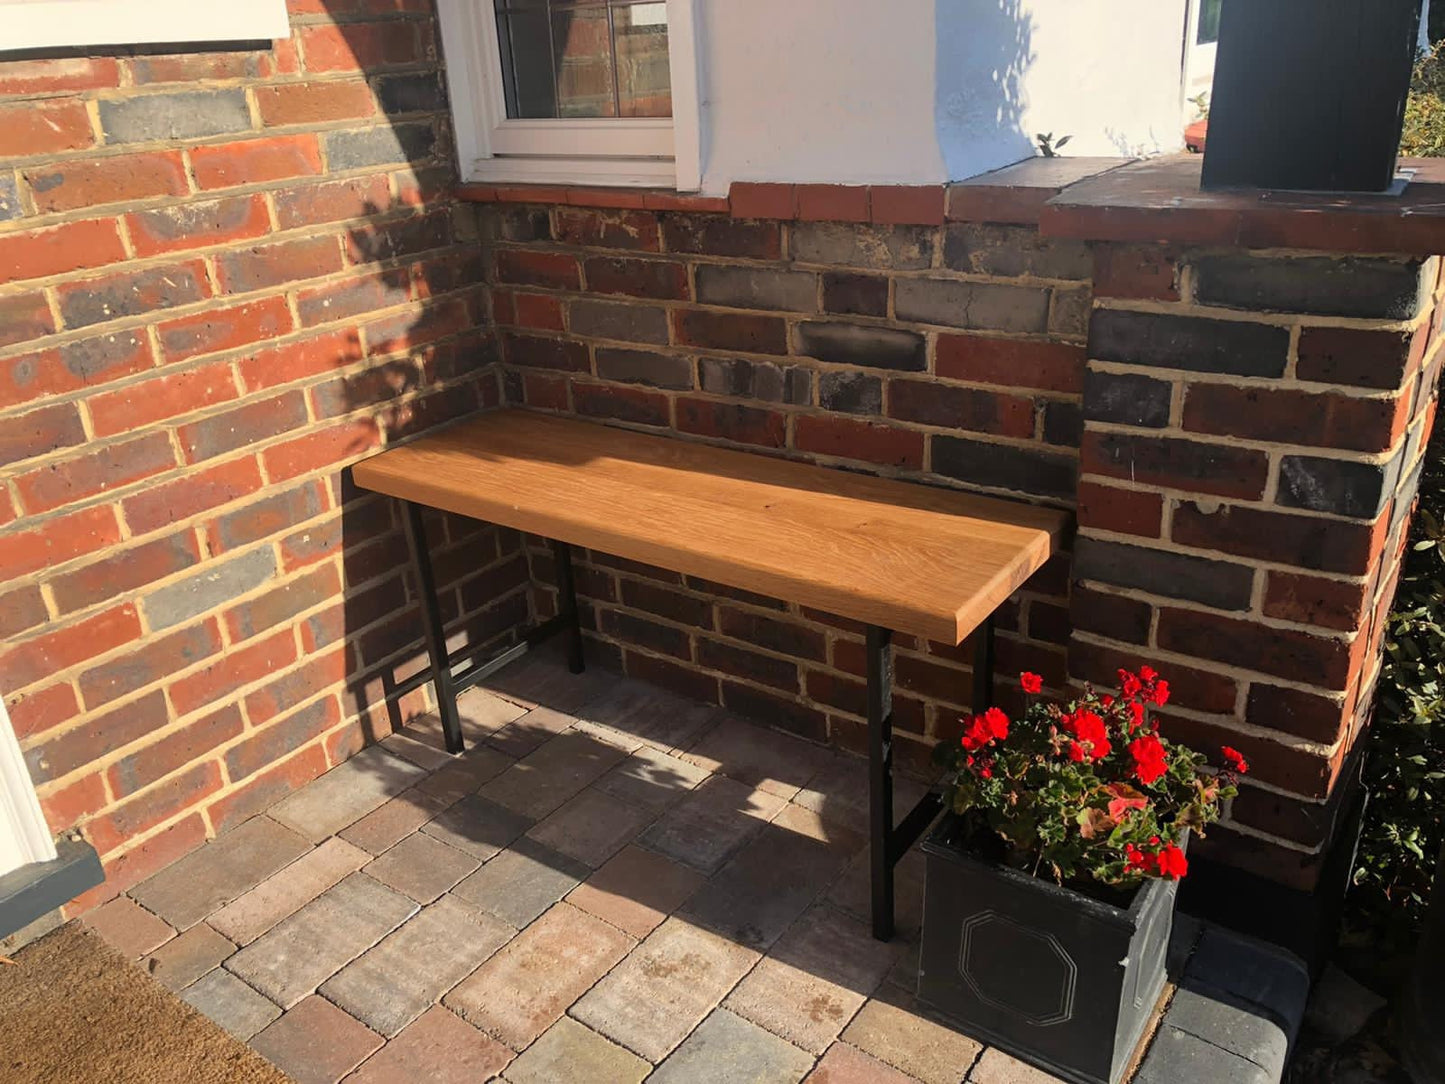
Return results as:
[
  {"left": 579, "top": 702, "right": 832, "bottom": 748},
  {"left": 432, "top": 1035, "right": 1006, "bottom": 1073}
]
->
[
  {"left": 363, "top": 830, "right": 480, "bottom": 903},
  {"left": 593, "top": 745, "right": 710, "bottom": 812},
  {"left": 180, "top": 967, "right": 281, "bottom": 1040},
  {"left": 420, "top": 794, "right": 532, "bottom": 860},
  {"left": 268, "top": 746, "right": 428, "bottom": 843},
  {"left": 82, "top": 896, "right": 175, "bottom": 959},
  {"left": 210, "top": 837, "right": 371, "bottom": 945},
  {"left": 479, "top": 730, "right": 630, "bottom": 820},
  {"left": 451, "top": 844, "right": 590, "bottom": 929},
  {"left": 146, "top": 922, "right": 235, "bottom": 990},
  {"left": 379, "top": 731, "right": 454, "bottom": 772},
  {"left": 503, "top": 1017, "right": 650, "bottom": 1084},
  {"left": 580, "top": 679, "right": 721, "bottom": 751},
  {"left": 969, "top": 1047, "right": 1068, "bottom": 1083},
  {"left": 445, "top": 902, "right": 634, "bottom": 1050},
  {"left": 841, "top": 993, "right": 984, "bottom": 1084},
  {"left": 130, "top": 816, "right": 311, "bottom": 930},
  {"left": 682, "top": 716, "right": 833, "bottom": 798},
  {"left": 571, "top": 917, "right": 759, "bottom": 1062},
  {"left": 340, "top": 791, "right": 451, "bottom": 853},
  {"left": 565, "top": 844, "right": 706, "bottom": 939},
  {"left": 413, "top": 747, "right": 515, "bottom": 805},
  {"left": 649, "top": 1008, "right": 814, "bottom": 1084},
  {"left": 639, "top": 775, "right": 786, "bottom": 873},
  {"left": 322, "top": 895, "right": 514, "bottom": 1036},
  {"left": 524, "top": 787, "right": 655, "bottom": 867},
  {"left": 807, "top": 1043, "right": 921, "bottom": 1083},
  {"left": 251, "top": 995, "right": 384, "bottom": 1084},
  {"left": 345, "top": 1007, "right": 514, "bottom": 1084},
  {"left": 485, "top": 706, "right": 581, "bottom": 758},
  {"left": 226, "top": 873, "right": 418, "bottom": 1007}
]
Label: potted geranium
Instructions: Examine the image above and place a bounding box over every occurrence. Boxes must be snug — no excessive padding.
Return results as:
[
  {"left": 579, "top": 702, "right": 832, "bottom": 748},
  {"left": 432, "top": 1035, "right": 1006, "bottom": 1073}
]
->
[{"left": 918, "top": 667, "right": 1248, "bottom": 1084}]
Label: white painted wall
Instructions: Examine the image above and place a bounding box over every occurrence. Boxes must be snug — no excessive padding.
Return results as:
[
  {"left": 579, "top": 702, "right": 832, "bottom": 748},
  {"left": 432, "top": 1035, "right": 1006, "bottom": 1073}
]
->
[{"left": 696, "top": 0, "right": 1190, "bottom": 193}]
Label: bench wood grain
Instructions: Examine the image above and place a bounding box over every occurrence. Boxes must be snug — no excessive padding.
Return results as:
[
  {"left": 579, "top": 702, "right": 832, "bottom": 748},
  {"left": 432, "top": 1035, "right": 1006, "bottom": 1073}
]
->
[{"left": 351, "top": 410, "right": 1070, "bottom": 645}]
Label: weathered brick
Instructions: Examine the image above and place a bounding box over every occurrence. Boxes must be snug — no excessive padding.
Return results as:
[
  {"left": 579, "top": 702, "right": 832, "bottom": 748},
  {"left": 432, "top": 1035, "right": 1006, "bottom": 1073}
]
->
[
  {"left": 1158, "top": 608, "right": 1358, "bottom": 688},
  {"left": 347, "top": 210, "right": 452, "bottom": 265},
  {"left": 1277, "top": 454, "right": 1399, "bottom": 519},
  {"left": 77, "top": 620, "right": 221, "bottom": 710},
  {"left": 1081, "top": 432, "right": 1269, "bottom": 500},
  {"left": 675, "top": 398, "right": 788, "bottom": 447},
  {"left": 122, "top": 456, "right": 265, "bottom": 535},
  {"left": 662, "top": 214, "right": 780, "bottom": 259},
  {"left": 495, "top": 249, "right": 581, "bottom": 290},
  {"left": 501, "top": 332, "right": 590, "bottom": 372},
  {"left": 300, "top": 20, "right": 421, "bottom": 71},
  {"left": 217, "top": 236, "right": 343, "bottom": 294},
  {"left": 88, "top": 362, "right": 239, "bottom": 437},
  {"left": 57, "top": 260, "right": 209, "bottom": 329},
  {"left": 674, "top": 310, "right": 788, "bottom": 355},
  {"left": 143, "top": 548, "right": 278, "bottom": 632},
  {"left": 1076, "top": 480, "right": 1163, "bottom": 537},
  {"left": 324, "top": 123, "right": 436, "bottom": 170},
  {"left": 573, "top": 381, "right": 671, "bottom": 427},
  {"left": 256, "top": 80, "right": 375, "bottom": 126},
  {"left": 0, "top": 100, "right": 93, "bottom": 157},
  {"left": 933, "top": 436, "right": 1077, "bottom": 500},
  {"left": 1296, "top": 325, "right": 1425, "bottom": 390},
  {"left": 1070, "top": 584, "right": 1153, "bottom": 644},
  {"left": 110, "top": 703, "right": 245, "bottom": 799},
  {"left": 791, "top": 223, "right": 933, "bottom": 270},
  {"left": 584, "top": 255, "right": 689, "bottom": 299},
  {"left": 0, "top": 174, "right": 17, "bottom": 222},
  {"left": 945, "top": 223, "right": 1092, "bottom": 279},
  {"left": 25, "top": 151, "right": 188, "bottom": 214},
  {"left": 1182, "top": 383, "right": 1406, "bottom": 454},
  {"left": 594, "top": 347, "right": 692, "bottom": 389},
  {"left": 569, "top": 299, "right": 670, "bottom": 344},
  {"left": 1247, "top": 684, "right": 1349, "bottom": 744},
  {"left": 822, "top": 272, "right": 889, "bottom": 317},
  {"left": 127, "top": 195, "right": 270, "bottom": 258},
  {"left": 696, "top": 265, "right": 817, "bottom": 312},
  {"left": 0, "top": 219, "right": 126, "bottom": 284},
  {"left": 0, "top": 292, "right": 55, "bottom": 349},
  {"left": 1, "top": 604, "right": 140, "bottom": 692},
  {"left": 98, "top": 90, "right": 250, "bottom": 143},
  {"left": 0, "top": 401, "right": 85, "bottom": 468},
  {"left": 887, "top": 379, "right": 1034, "bottom": 436},
  {"left": 1093, "top": 244, "right": 1180, "bottom": 301},
  {"left": 1192, "top": 253, "right": 1429, "bottom": 320},
  {"left": 15, "top": 431, "right": 177, "bottom": 515},
  {"left": 275, "top": 174, "right": 392, "bottom": 230},
  {"left": 1084, "top": 370, "right": 1173, "bottom": 427},
  {"left": 1087, "top": 310, "right": 1289, "bottom": 378},
  {"left": 1263, "top": 571, "right": 1369, "bottom": 632},
  {"left": 191, "top": 134, "right": 323, "bottom": 190},
  {"left": 85, "top": 761, "right": 224, "bottom": 854},
  {"left": 177, "top": 391, "right": 310, "bottom": 463},
  {"left": 796, "top": 414, "right": 923, "bottom": 469},
  {"left": 0, "top": 504, "right": 121, "bottom": 580},
  {"left": 894, "top": 278, "right": 1051, "bottom": 333},
  {"left": 555, "top": 208, "right": 660, "bottom": 252},
  {"left": 158, "top": 296, "right": 293, "bottom": 363},
  {"left": 238, "top": 330, "right": 364, "bottom": 391},
  {"left": 794, "top": 321, "right": 925, "bottom": 371},
  {"left": 0, "top": 57, "right": 120, "bottom": 96},
  {"left": 935, "top": 334, "right": 1084, "bottom": 393},
  {"left": 374, "top": 72, "right": 445, "bottom": 116},
  {"left": 51, "top": 533, "right": 202, "bottom": 614},
  {"left": 818, "top": 371, "right": 882, "bottom": 414},
  {"left": 0, "top": 585, "right": 47, "bottom": 640},
  {"left": 1074, "top": 537, "right": 1254, "bottom": 610},
  {"left": 25, "top": 688, "right": 167, "bottom": 785},
  {"left": 697, "top": 358, "right": 810, "bottom": 404}
]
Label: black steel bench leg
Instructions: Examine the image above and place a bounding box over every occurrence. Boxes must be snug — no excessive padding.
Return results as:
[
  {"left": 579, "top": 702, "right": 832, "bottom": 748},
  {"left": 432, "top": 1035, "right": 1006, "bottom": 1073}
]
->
[
  {"left": 867, "top": 625, "right": 896, "bottom": 941},
  {"left": 402, "top": 501, "right": 464, "bottom": 755},
  {"left": 972, "top": 613, "right": 995, "bottom": 713},
  {"left": 550, "top": 539, "right": 586, "bottom": 675}
]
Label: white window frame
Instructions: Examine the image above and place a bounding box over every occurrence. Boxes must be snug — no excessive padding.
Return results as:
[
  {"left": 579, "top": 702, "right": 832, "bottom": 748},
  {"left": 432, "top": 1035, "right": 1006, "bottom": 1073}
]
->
[
  {"left": 1182, "top": 0, "right": 1219, "bottom": 108},
  {"left": 0, "top": 694, "right": 57, "bottom": 879},
  {"left": 0, "top": 0, "right": 290, "bottom": 51},
  {"left": 438, "top": 0, "right": 702, "bottom": 190}
]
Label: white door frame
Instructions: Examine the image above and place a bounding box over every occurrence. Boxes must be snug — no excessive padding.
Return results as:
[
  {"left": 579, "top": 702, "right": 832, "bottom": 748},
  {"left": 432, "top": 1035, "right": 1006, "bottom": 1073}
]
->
[{"left": 0, "top": 694, "right": 57, "bottom": 878}]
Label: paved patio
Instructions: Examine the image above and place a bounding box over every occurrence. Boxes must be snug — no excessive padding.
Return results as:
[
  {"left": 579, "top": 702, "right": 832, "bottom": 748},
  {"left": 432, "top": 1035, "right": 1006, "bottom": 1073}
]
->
[{"left": 81, "top": 646, "right": 1058, "bottom": 1084}]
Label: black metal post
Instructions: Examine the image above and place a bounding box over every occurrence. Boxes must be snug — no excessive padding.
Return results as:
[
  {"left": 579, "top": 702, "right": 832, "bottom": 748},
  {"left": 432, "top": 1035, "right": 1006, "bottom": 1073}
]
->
[
  {"left": 550, "top": 539, "right": 585, "bottom": 675},
  {"left": 867, "top": 624, "right": 895, "bottom": 941},
  {"left": 972, "top": 614, "right": 995, "bottom": 715},
  {"left": 401, "top": 501, "right": 463, "bottom": 754}
]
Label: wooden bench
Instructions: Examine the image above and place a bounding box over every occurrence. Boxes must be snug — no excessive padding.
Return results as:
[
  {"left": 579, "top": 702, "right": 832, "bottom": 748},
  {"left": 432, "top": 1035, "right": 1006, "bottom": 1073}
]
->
[{"left": 352, "top": 409, "right": 1069, "bottom": 939}]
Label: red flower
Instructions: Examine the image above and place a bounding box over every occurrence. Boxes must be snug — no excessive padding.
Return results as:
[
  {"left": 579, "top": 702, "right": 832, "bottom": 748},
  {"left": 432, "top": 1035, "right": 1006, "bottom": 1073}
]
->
[
  {"left": 961, "top": 715, "right": 992, "bottom": 752},
  {"left": 1100, "top": 694, "right": 1116, "bottom": 709},
  {"left": 1118, "top": 669, "right": 1143, "bottom": 699},
  {"left": 1019, "top": 671, "right": 1043, "bottom": 695},
  {"left": 1128, "top": 734, "right": 1169, "bottom": 785},
  {"left": 1221, "top": 746, "right": 1250, "bottom": 774},
  {"left": 1138, "top": 665, "right": 1158, "bottom": 684},
  {"left": 979, "top": 759, "right": 994, "bottom": 780},
  {"left": 1068, "top": 741, "right": 1089, "bottom": 763},
  {"left": 983, "top": 707, "right": 1010, "bottom": 742},
  {"left": 1157, "top": 844, "right": 1188, "bottom": 880},
  {"left": 1065, "top": 710, "right": 1112, "bottom": 762},
  {"left": 1125, "top": 843, "right": 1154, "bottom": 873},
  {"left": 1150, "top": 680, "right": 1170, "bottom": 707},
  {"left": 1127, "top": 701, "right": 1146, "bottom": 732}
]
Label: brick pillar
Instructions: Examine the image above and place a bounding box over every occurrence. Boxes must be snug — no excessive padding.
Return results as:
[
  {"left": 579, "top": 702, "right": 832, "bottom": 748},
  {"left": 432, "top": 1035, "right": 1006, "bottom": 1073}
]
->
[{"left": 1069, "top": 244, "right": 1440, "bottom": 894}]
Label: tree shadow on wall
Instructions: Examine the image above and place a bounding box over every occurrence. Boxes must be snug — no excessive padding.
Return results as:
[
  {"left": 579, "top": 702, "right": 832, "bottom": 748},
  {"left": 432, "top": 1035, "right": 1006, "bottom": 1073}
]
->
[{"left": 935, "top": 0, "right": 1036, "bottom": 177}]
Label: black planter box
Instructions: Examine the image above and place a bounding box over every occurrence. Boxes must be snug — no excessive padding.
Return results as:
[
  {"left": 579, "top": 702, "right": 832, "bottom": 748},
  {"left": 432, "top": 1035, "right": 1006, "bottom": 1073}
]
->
[
  {"left": 1202, "top": 0, "right": 1420, "bottom": 193},
  {"left": 918, "top": 816, "right": 1180, "bottom": 1084}
]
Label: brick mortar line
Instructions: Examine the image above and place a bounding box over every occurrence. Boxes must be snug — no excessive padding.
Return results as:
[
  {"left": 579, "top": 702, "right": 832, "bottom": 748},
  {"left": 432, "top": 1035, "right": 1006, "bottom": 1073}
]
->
[
  {"left": 1075, "top": 472, "right": 1399, "bottom": 527},
  {"left": 1219, "top": 817, "right": 1322, "bottom": 857},
  {"left": 1076, "top": 523, "right": 1378, "bottom": 585},
  {"left": 1081, "top": 416, "right": 1409, "bottom": 465},
  {"left": 1093, "top": 294, "right": 1427, "bottom": 332},
  {"left": 1084, "top": 356, "right": 1420, "bottom": 401}
]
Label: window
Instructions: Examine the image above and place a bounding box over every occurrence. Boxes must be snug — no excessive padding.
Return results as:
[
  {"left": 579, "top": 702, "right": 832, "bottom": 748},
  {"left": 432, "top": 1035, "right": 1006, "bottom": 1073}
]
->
[
  {"left": 1197, "top": 0, "right": 1222, "bottom": 45},
  {"left": 438, "top": 0, "right": 700, "bottom": 189},
  {"left": 1, "top": 0, "right": 290, "bottom": 51}
]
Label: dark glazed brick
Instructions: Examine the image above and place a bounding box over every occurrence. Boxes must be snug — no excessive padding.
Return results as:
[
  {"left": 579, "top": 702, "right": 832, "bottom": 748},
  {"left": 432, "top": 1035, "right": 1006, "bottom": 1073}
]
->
[
  {"left": 1181, "top": 383, "right": 1405, "bottom": 454},
  {"left": 1296, "top": 325, "right": 1422, "bottom": 389},
  {"left": 1088, "top": 310, "right": 1289, "bottom": 378},
  {"left": 500, "top": 333, "right": 589, "bottom": 372},
  {"left": 790, "top": 223, "right": 934, "bottom": 270},
  {"left": 1247, "top": 684, "right": 1347, "bottom": 744},
  {"left": 818, "top": 371, "right": 882, "bottom": 414},
  {"left": 1191, "top": 254, "right": 1430, "bottom": 320},
  {"left": 661, "top": 215, "right": 781, "bottom": 259},
  {"left": 324, "top": 123, "right": 436, "bottom": 169},
  {"left": 697, "top": 639, "right": 799, "bottom": 691},
  {"left": 1277, "top": 454, "right": 1400, "bottom": 519},
  {"left": 1172, "top": 501, "right": 1382, "bottom": 576},
  {"left": 1041, "top": 400, "right": 1084, "bottom": 446},
  {"left": 483, "top": 207, "right": 552, "bottom": 243},
  {"left": 1081, "top": 433, "right": 1269, "bottom": 500},
  {"left": 932, "top": 436, "right": 1077, "bottom": 500},
  {"left": 1074, "top": 537, "right": 1254, "bottom": 610},
  {"left": 99, "top": 91, "right": 250, "bottom": 142},
  {"left": 822, "top": 273, "right": 888, "bottom": 317},
  {"left": 594, "top": 348, "right": 693, "bottom": 390},
  {"left": 1070, "top": 585, "right": 1153, "bottom": 645},
  {"left": 676, "top": 398, "right": 787, "bottom": 447},
  {"left": 573, "top": 382, "right": 670, "bottom": 427},
  {"left": 717, "top": 608, "right": 827, "bottom": 662},
  {"left": 697, "top": 358, "right": 811, "bottom": 404},
  {"left": 893, "top": 278, "right": 1051, "bottom": 333},
  {"left": 674, "top": 310, "right": 788, "bottom": 355},
  {"left": 584, "top": 256, "right": 689, "bottom": 300},
  {"left": 1084, "top": 370, "right": 1172, "bottom": 427},
  {"left": 1156, "top": 609, "right": 1355, "bottom": 688},
  {"left": 888, "top": 380, "right": 1034, "bottom": 437},
  {"left": 599, "top": 609, "right": 691, "bottom": 660},
  {"left": 944, "top": 224, "right": 1092, "bottom": 280},
  {"left": 374, "top": 73, "right": 444, "bottom": 115},
  {"left": 59, "top": 264, "right": 208, "bottom": 329},
  {"left": 794, "top": 322, "right": 925, "bottom": 371},
  {"left": 0, "top": 174, "right": 20, "bottom": 222},
  {"left": 721, "top": 682, "right": 827, "bottom": 742},
  {"left": 695, "top": 265, "right": 817, "bottom": 313},
  {"left": 569, "top": 299, "right": 670, "bottom": 344}
]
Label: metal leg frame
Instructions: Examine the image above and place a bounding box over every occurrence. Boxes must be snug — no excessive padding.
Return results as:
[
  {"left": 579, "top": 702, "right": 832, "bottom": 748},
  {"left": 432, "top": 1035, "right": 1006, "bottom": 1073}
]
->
[
  {"left": 868, "top": 615, "right": 995, "bottom": 941},
  {"left": 398, "top": 500, "right": 585, "bottom": 755}
]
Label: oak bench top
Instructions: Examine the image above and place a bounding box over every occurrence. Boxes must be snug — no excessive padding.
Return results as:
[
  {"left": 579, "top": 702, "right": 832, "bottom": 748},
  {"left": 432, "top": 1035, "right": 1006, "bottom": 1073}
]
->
[{"left": 351, "top": 410, "right": 1071, "bottom": 645}]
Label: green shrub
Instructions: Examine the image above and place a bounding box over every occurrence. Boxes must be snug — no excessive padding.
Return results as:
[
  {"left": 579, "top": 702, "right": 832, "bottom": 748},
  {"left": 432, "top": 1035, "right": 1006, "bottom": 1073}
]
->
[{"left": 1402, "top": 42, "right": 1445, "bottom": 157}]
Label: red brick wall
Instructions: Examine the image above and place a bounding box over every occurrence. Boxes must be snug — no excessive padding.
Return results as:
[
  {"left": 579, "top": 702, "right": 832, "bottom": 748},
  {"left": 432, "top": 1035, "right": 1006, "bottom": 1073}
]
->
[{"left": 0, "top": 1, "right": 522, "bottom": 912}]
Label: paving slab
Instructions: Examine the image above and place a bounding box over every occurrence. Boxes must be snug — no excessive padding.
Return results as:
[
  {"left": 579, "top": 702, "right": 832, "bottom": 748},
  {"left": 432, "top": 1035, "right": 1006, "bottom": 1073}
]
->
[
  {"left": 321, "top": 895, "right": 515, "bottom": 1037},
  {"left": 82, "top": 896, "right": 175, "bottom": 959},
  {"left": 829, "top": 846, "right": 926, "bottom": 942},
  {"left": 268, "top": 746, "right": 428, "bottom": 843},
  {"left": 565, "top": 844, "right": 706, "bottom": 939},
  {"left": 420, "top": 794, "right": 532, "bottom": 860},
  {"left": 363, "top": 830, "right": 480, "bottom": 904},
  {"left": 251, "top": 995, "right": 384, "bottom": 1084},
  {"left": 1184, "top": 927, "right": 1311, "bottom": 1038},
  {"left": 479, "top": 730, "right": 630, "bottom": 820},
  {"left": 226, "top": 873, "right": 418, "bottom": 1008},
  {"left": 180, "top": 967, "right": 281, "bottom": 1041},
  {"left": 840, "top": 993, "right": 984, "bottom": 1084},
  {"left": 482, "top": 646, "right": 615, "bottom": 713},
  {"left": 682, "top": 818, "right": 857, "bottom": 951},
  {"left": 445, "top": 902, "right": 634, "bottom": 1050},
  {"left": 413, "top": 747, "right": 515, "bottom": 805},
  {"left": 578, "top": 678, "right": 721, "bottom": 752},
  {"left": 726, "top": 906, "right": 901, "bottom": 1054},
  {"left": 408, "top": 686, "right": 527, "bottom": 747},
  {"left": 525, "top": 787, "right": 656, "bottom": 868},
  {"left": 502, "top": 1016, "right": 650, "bottom": 1084},
  {"left": 682, "top": 715, "right": 833, "bottom": 798},
  {"left": 793, "top": 755, "right": 929, "bottom": 837},
  {"left": 649, "top": 1008, "right": 814, "bottom": 1084},
  {"left": 380, "top": 731, "right": 455, "bottom": 771},
  {"left": 1133, "top": 1025, "right": 1271, "bottom": 1084},
  {"left": 571, "top": 917, "right": 760, "bottom": 1062},
  {"left": 968, "top": 1047, "right": 1067, "bottom": 1083},
  {"left": 451, "top": 843, "right": 590, "bottom": 929},
  {"left": 593, "top": 745, "right": 710, "bottom": 813},
  {"left": 485, "top": 706, "right": 580, "bottom": 758},
  {"left": 339, "top": 791, "right": 450, "bottom": 855},
  {"left": 808, "top": 1042, "right": 920, "bottom": 1083},
  {"left": 639, "top": 775, "right": 786, "bottom": 874},
  {"left": 210, "top": 838, "right": 371, "bottom": 945},
  {"left": 146, "top": 922, "right": 235, "bottom": 991},
  {"left": 131, "top": 816, "right": 311, "bottom": 930},
  {"left": 1164, "top": 986, "right": 1288, "bottom": 1078},
  {"left": 345, "top": 1006, "right": 514, "bottom": 1084}
]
